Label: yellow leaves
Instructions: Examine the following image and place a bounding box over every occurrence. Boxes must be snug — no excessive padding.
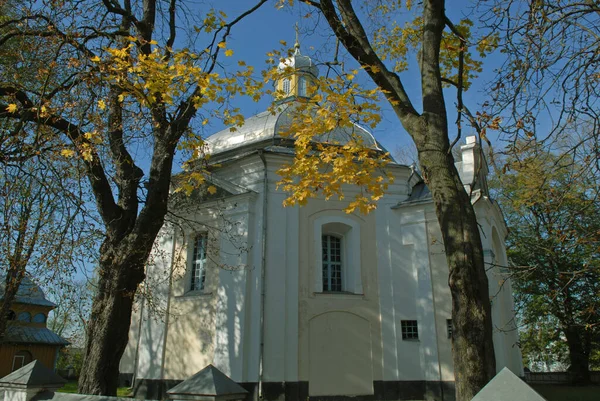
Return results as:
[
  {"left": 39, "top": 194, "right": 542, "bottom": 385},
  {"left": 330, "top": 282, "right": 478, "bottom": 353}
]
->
[
  {"left": 6, "top": 104, "right": 17, "bottom": 113},
  {"left": 268, "top": 69, "right": 393, "bottom": 214},
  {"left": 225, "top": 49, "right": 234, "bottom": 57},
  {"left": 207, "top": 185, "right": 217, "bottom": 195},
  {"left": 97, "top": 99, "right": 107, "bottom": 110},
  {"left": 90, "top": 55, "right": 101, "bottom": 63},
  {"left": 217, "top": 42, "right": 227, "bottom": 49},
  {"left": 61, "top": 149, "right": 75, "bottom": 158}
]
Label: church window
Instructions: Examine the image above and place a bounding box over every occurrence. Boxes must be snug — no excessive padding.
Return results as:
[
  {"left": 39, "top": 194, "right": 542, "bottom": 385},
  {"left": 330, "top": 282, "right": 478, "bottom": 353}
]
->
[
  {"left": 33, "top": 313, "right": 46, "bottom": 323},
  {"left": 282, "top": 78, "right": 291, "bottom": 94},
  {"left": 313, "top": 215, "right": 362, "bottom": 294},
  {"left": 17, "top": 312, "right": 31, "bottom": 322},
  {"left": 401, "top": 320, "right": 419, "bottom": 340},
  {"left": 298, "top": 77, "right": 307, "bottom": 97},
  {"left": 322, "top": 235, "right": 342, "bottom": 292},
  {"left": 190, "top": 233, "right": 208, "bottom": 291}
]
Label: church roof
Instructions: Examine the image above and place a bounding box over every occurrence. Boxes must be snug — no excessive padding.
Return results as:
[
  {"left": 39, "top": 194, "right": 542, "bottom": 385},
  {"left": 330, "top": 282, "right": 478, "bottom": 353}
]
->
[
  {"left": 166, "top": 365, "right": 247, "bottom": 397},
  {"left": 278, "top": 47, "right": 318, "bottom": 77},
  {"left": 205, "top": 103, "right": 382, "bottom": 156},
  {"left": 0, "top": 275, "right": 56, "bottom": 308},
  {"left": 3, "top": 326, "right": 69, "bottom": 346}
]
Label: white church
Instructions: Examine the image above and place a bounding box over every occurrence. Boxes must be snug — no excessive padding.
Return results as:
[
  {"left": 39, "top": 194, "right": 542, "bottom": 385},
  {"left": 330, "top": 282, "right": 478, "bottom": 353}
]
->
[{"left": 119, "top": 43, "right": 523, "bottom": 401}]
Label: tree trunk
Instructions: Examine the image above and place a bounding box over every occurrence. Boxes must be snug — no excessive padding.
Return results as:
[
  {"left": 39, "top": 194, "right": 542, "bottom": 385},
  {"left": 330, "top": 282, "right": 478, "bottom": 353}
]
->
[
  {"left": 417, "top": 128, "right": 496, "bottom": 401},
  {"left": 78, "top": 231, "right": 157, "bottom": 395},
  {"left": 564, "top": 325, "right": 591, "bottom": 384}
]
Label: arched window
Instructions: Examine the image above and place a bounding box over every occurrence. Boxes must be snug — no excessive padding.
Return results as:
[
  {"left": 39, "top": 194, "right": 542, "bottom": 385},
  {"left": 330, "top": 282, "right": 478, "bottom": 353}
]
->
[
  {"left": 190, "top": 233, "right": 208, "bottom": 291},
  {"left": 6, "top": 310, "right": 16, "bottom": 320},
  {"left": 17, "top": 312, "right": 31, "bottom": 322},
  {"left": 32, "top": 313, "right": 46, "bottom": 323},
  {"left": 322, "top": 235, "right": 342, "bottom": 292},
  {"left": 12, "top": 350, "right": 33, "bottom": 371},
  {"left": 282, "top": 78, "right": 291, "bottom": 95},
  {"left": 313, "top": 215, "right": 363, "bottom": 294},
  {"left": 298, "top": 77, "right": 307, "bottom": 97}
]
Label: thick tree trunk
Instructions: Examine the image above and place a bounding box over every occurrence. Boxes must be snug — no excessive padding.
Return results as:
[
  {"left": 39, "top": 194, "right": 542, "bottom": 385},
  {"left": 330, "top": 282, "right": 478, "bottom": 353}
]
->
[
  {"left": 417, "top": 128, "right": 496, "bottom": 401},
  {"left": 564, "top": 325, "right": 591, "bottom": 384},
  {"left": 77, "top": 235, "right": 151, "bottom": 395}
]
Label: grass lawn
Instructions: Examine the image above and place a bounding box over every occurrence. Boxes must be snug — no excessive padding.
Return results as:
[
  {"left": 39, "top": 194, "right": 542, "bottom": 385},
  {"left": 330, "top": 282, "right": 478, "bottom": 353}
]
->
[
  {"left": 57, "top": 381, "right": 132, "bottom": 398},
  {"left": 530, "top": 384, "right": 600, "bottom": 401}
]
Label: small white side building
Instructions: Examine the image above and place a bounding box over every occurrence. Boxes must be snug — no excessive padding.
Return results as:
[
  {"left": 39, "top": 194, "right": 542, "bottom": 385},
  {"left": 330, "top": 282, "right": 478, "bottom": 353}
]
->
[{"left": 119, "top": 46, "right": 522, "bottom": 401}]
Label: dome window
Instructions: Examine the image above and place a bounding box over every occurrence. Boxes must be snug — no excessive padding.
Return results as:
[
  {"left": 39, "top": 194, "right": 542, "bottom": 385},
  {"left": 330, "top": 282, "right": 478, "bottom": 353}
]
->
[
  {"left": 282, "top": 78, "right": 291, "bottom": 95},
  {"left": 299, "top": 77, "right": 307, "bottom": 97}
]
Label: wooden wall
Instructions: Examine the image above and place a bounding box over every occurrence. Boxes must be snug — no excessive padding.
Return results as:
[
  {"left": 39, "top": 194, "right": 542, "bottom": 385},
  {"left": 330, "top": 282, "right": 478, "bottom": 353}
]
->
[{"left": 0, "top": 343, "right": 58, "bottom": 378}]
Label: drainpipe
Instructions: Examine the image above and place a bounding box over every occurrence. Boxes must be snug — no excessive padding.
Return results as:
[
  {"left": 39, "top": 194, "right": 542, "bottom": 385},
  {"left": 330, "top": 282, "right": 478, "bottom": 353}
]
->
[{"left": 257, "top": 150, "right": 268, "bottom": 400}]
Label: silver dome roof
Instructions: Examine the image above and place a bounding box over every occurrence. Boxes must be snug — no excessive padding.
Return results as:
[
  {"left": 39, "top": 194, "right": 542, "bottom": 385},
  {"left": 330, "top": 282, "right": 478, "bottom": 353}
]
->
[
  {"left": 278, "top": 48, "right": 319, "bottom": 77},
  {"left": 205, "top": 103, "right": 381, "bottom": 155}
]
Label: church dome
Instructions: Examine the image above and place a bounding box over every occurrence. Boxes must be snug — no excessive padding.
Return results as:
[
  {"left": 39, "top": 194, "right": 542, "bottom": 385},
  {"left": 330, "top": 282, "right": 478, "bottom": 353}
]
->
[
  {"left": 277, "top": 48, "right": 318, "bottom": 77},
  {"left": 204, "top": 103, "right": 382, "bottom": 156}
]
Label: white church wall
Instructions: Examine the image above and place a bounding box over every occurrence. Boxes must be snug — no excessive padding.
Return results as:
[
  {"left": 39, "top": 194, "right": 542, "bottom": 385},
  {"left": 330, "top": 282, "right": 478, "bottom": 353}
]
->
[
  {"left": 425, "top": 210, "right": 455, "bottom": 382},
  {"left": 391, "top": 208, "right": 441, "bottom": 382},
  {"left": 297, "top": 201, "right": 383, "bottom": 393},
  {"left": 475, "top": 200, "right": 524, "bottom": 377},
  {"left": 262, "top": 190, "right": 300, "bottom": 383},
  {"left": 134, "top": 225, "right": 175, "bottom": 380}
]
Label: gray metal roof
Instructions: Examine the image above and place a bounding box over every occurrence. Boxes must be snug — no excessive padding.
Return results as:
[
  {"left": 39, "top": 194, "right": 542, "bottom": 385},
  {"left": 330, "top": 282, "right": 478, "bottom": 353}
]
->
[
  {"left": 392, "top": 181, "right": 432, "bottom": 209},
  {"left": 471, "top": 368, "right": 547, "bottom": 401},
  {"left": 0, "top": 275, "right": 56, "bottom": 308},
  {"left": 205, "top": 103, "right": 382, "bottom": 156},
  {"left": 4, "top": 326, "right": 69, "bottom": 346},
  {"left": 0, "top": 360, "right": 66, "bottom": 387},
  {"left": 167, "top": 365, "right": 247, "bottom": 397}
]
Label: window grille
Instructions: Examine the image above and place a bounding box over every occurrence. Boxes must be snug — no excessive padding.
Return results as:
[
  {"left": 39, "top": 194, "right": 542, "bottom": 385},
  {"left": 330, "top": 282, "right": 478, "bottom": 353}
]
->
[
  {"left": 282, "top": 79, "right": 291, "bottom": 95},
  {"left": 401, "top": 320, "right": 419, "bottom": 340},
  {"left": 298, "top": 77, "right": 307, "bottom": 96},
  {"left": 191, "top": 234, "right": 208, "bottom": 291},
  {"left": 322, "top": 235, "right": 342, "bottom": 291}
]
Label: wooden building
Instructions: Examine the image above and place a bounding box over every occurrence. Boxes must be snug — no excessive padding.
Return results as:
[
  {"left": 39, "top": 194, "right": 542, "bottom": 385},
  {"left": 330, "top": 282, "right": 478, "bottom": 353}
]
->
[{"left": 0, "top": 276, "right": 68, "bottom": 377}]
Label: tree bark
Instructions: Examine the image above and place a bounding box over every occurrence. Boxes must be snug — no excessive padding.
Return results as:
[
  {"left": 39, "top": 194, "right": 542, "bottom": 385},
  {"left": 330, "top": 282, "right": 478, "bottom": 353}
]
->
[
  {"left": 77, "top": 236, "right": 149, "bottom": 395},
  {"left": 564, "top": 325, "right": 591, "bottom": 384},
  {"left": 417, "top": 131, "right": 496, "bottom": 400}
]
